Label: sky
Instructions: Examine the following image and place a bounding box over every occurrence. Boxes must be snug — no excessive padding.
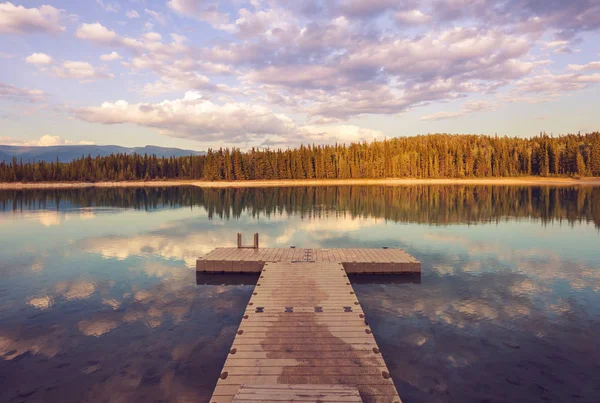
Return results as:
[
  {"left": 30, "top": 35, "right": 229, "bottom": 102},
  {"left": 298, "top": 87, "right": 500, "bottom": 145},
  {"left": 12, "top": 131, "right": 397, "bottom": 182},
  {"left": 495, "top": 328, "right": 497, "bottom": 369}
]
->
[{"left": 0, "top": 0, "right": 599, "bottom": 151}]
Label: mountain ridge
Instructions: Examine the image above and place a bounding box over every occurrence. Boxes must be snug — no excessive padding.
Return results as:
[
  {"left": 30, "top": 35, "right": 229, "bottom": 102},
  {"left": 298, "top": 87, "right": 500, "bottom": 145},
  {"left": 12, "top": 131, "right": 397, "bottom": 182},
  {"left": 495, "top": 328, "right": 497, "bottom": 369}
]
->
[{"left": 0, "top": 145, "right": 205, "bottom": 163}]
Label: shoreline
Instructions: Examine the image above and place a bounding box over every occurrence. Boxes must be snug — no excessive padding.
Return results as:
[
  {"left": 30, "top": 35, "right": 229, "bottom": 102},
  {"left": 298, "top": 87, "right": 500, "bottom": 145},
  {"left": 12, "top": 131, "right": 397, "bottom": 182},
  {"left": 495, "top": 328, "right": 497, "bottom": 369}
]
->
[{"left": 1, "top": 177, "right": 600, "bottom": 189}]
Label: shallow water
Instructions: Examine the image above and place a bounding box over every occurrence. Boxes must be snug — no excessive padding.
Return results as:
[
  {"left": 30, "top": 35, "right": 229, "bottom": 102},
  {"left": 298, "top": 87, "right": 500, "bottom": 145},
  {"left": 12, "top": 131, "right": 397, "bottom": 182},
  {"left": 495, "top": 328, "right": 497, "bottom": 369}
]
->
[{"left": 0, "top": 186, "right": 599, "bottom": 402}]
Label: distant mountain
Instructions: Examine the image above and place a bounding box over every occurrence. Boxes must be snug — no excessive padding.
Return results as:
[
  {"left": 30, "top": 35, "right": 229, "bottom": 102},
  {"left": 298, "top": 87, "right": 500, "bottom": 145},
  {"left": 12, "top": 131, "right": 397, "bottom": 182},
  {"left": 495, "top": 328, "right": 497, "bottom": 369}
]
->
[{"left": 0, "top": 145, "right": 205, "bottom": 163}]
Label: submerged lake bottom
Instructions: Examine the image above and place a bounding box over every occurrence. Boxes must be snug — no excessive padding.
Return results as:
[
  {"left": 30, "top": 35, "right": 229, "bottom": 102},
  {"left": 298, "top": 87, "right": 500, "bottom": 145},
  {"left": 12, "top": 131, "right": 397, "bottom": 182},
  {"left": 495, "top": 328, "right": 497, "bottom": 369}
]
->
[{"left": 0, "top": 185, "right": 599, "bottom": 402}]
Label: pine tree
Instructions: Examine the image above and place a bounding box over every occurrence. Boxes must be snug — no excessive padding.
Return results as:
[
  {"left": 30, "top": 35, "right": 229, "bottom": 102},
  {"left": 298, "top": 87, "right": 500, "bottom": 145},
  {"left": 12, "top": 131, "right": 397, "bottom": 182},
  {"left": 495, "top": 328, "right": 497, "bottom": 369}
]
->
[{"left": 591, "top": 133, "right": 600, "bottom": 176}]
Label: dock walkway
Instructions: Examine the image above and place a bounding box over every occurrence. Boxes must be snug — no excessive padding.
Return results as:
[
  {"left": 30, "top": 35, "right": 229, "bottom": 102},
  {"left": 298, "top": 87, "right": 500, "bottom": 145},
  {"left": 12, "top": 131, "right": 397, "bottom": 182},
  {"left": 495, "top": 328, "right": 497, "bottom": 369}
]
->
[{"left": 209, "top": 259, "right": 403, "bottom": 403}]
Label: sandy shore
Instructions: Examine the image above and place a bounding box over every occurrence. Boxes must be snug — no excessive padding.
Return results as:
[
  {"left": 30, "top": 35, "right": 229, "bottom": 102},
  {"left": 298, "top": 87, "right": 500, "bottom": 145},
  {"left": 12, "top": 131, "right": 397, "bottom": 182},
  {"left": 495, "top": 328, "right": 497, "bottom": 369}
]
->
[{"left": 1, "top": 177, "right": 599, "bottom": 189}]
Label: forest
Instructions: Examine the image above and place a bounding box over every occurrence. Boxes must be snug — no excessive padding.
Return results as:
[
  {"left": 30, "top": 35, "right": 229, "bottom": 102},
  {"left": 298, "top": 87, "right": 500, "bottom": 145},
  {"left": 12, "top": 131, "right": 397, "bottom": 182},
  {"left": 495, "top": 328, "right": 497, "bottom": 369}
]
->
[{"left": 1, "top": 132, "right": 599, "bottom": 182}]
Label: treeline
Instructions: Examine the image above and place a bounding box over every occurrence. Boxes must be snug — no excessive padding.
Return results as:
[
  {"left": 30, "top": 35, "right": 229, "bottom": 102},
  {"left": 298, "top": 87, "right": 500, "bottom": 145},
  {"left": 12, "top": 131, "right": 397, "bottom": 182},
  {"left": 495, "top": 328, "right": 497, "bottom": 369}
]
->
[
  {"left": 1, "top": 133, "right": 600, "bottom": 182},
  {"left": 2, "top": 186, "right": 599, "bottom": 228}
]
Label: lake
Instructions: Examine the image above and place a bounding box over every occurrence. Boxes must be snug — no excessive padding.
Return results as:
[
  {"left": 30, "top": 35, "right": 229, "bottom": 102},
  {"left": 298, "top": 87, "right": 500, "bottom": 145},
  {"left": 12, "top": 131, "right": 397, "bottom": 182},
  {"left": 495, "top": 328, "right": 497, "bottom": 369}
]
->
[{"left": 1, "top": 186, "right": 599, "bottom": 403}]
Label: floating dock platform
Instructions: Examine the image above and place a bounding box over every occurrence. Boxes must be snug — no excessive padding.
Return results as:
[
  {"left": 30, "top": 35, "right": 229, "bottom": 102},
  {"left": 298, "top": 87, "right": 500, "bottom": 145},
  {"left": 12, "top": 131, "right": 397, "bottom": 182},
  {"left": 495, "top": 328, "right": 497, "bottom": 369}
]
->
[
  {"left": 197, "top": 247, "right": 420, "bottom": 274},
  {"left": 200, "top": 243, "right": 419, "bottom": 403}
]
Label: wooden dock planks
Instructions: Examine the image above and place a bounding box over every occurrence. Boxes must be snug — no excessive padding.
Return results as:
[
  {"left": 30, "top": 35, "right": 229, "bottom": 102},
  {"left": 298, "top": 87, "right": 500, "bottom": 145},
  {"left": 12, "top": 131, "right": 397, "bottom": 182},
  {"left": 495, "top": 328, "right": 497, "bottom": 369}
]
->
[
  {"left": 232, "top": 384, "right": 363, "bottom": 402},
  {"left": 210, "top": 261, "right": 402, "bottom": 403},
  {"left": 197, "top": 248, "right": 420, "bottom": 274}
]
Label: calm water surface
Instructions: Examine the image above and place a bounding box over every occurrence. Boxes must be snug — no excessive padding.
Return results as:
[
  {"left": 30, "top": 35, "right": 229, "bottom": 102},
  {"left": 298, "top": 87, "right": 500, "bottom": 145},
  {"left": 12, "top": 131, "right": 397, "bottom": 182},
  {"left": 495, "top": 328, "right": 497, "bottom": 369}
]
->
[{"left": 0, "top": 186, "right": 599, "bottom": 403}]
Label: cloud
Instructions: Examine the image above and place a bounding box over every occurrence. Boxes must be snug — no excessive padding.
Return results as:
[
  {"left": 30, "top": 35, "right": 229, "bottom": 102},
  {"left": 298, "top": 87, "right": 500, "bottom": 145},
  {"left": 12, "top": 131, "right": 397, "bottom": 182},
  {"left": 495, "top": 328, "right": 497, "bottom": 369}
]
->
[
  {"left": 167, "top": 0, "right": 203, "bottom": 15},
  {"left": 0, "top": 2, "right": 65, "bottom": 34},
  {"left": 298, "top": 124, "right": 384, "bottom": 144},
  {"left": 567, "top": 61, "right": 600, "bottom": 72},
  {"left": 420, "top": 99, "right": 497, "bottom": 121},
  {"left": 68, "top": 4, "right": 589, "bottom": 126},
  {"left": 53, "top": 60, "right": 114, "bottom": 81},
  {"left": 57, "top": 280, "right": 96, "bottom": 300},
  {"left": 334, "top": 0, "right": 401, "bottom": 18},
  {"left": 234, "top": 7, "right": 288, "bottom": 37},
  {"left": 28, "top": 295, "right": 54, "bottom": 310},
  {"left": 25, "top": 52, "right": 53, "bottom": 65},
  {"left": 145, "top": 8, "right": 167, "bottom": 25},
  {"left": 395, "top": 9, "right": 432, "bottom": 25},
  {"left": 511, "top": 73, "right": 600, "bottom": 98},
  {"left": 96, "top": 0, "right": 120, "bottom": 13},
  {"left": 543, "top": 40, "right": 575, "bottom": 54},
  {"left": 126, "top": 51, "right": 233, "bottom": 95},
  {"left": 143, "top": 31, "right": 162, "bottom": 41},
  {"left": 0, "top": 82, "right": 45, "bottom": 102},
  {"left": 100, "top": 51, "right": 122, "bottom": 61},
  {"left": 168, "top": 0, "right": 231, "bottom": 30},
  {"left": 213, "top": 25, "right": 541, "bottom": 119},
  {"left": 126, "top": 9, "right": 140, "bottom": 19},
  {"left": 344, "top": 28, "right": 533, "bottom": 83},
  {"left": 78, "top": 319, "right": 118, "bottom": 336},
  {"left": 244, "top": 65, "right": 352, "bottom": 90},
  {"left": 72, "top": 91, "right": 295, "bottom": 142},
  {"left": 76, "top": 24, "right": 207, "bottom": 93},
  {"left": 75, "top": 22, "right": 118, "bottom": 44},
  {"left": 6, "top": 0, "right": 600, "bottom": 143},
  {"left": 71, "top": 91, "right": 383, "bottom": 145},
  {"left": 23, "top": 49, "right": 113, "bottom": 83},
  {"left": 0, "top": 134, "right": 95, "bottom": 146},
  {"left": 76, "top": 22, "right": 188, "bottom": 57}
]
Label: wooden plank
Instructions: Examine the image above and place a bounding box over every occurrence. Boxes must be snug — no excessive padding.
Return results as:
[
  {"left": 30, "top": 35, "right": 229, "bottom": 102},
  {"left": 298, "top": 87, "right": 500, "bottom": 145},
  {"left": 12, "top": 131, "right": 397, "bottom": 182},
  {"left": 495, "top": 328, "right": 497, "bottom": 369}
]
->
[
  {"left": 229, "top": 351, "right": 382, "bottom": 359},
  {"left": 223, "top": 366, "right": 388, "bottom": 376},
  {"left": 217, "top": 375, "right": 395, "bottom": 386},
  {"left": 232, "top": 384, "right": 362, "bottom": 403}
]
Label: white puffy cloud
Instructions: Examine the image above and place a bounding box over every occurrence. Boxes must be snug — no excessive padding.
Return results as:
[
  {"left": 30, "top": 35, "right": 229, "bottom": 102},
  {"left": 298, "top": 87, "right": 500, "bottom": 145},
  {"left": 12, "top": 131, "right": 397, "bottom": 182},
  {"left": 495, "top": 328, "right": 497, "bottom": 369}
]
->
[
  {"left": 72, "top": 91, "right": 295, "bottom": 141},
  {"left": 299, "top": 124, "right": 384, "bottom": 144},
  {"left": 143, "top": 32, "right": 162, "bottom": 41},
  {"left": 22, "top": 49, "right": 113, "bottom": 83},
  {"left": 37, "top": 134, "right": 71, "bottom": 146},
  {"left": 127, "top": 51, "right": 233, "bottom": 95},
  {"left": 75, "top": 22, "right": 118, "bottom": 44},
  {"left": 71, "top": 91, "right": 384, "bottom": 146},
  {"left": 53, "top": 60, "right": 114, "bottom": 81},
  {"left": 344, "top": 28, "right": 533, "bottom": 82},
  {"left": 0, "top": 2, "right": 65, "bottom": 34},
  {"left": 235, "top": 7, "right": 288, "bottom": 37},
  {"left": 100, "top": 51, "right": 122, "bottom": 61},
  {"left": 76, "top": 22, "right": 188, "bottom": 58},
  {"left": 25, "top": 52, "right": 53, "bottom": 65}
]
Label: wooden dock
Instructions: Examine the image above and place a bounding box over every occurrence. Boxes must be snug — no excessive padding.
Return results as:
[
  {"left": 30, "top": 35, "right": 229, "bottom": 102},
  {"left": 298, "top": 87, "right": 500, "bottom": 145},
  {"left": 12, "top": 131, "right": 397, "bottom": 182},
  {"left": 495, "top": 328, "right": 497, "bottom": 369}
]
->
[
  {"left": 197, "top": 247, "right": 420, "bottom": 274},
  {"left": 202, "top": 246, "right": 415, "bottom": 403}
]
